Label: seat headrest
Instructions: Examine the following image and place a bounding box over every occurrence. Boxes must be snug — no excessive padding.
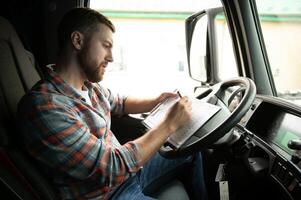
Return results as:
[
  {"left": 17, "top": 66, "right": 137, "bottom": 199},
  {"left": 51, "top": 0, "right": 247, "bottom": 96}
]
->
[
  {"left": 0, "top": 16, "right": 40, "bottom": 91},
  {"left": 0, "top": 16, "right": 18, "bottom": 42}
]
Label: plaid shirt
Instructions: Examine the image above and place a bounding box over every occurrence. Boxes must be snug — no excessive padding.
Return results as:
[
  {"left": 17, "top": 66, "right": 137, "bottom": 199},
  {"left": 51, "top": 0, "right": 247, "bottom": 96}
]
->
[{"left": 17, "top": 67, "right": 142, "bottom": 199}]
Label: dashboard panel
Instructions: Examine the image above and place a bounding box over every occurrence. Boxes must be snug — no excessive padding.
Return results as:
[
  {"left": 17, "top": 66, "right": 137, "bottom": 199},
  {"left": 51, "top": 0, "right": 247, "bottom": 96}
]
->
[
  {"left": 236, "top": 95, "right": 301, "bottom": 200},
  {"left": 245, "top": 98, "right": 301, "bottom": 156}
]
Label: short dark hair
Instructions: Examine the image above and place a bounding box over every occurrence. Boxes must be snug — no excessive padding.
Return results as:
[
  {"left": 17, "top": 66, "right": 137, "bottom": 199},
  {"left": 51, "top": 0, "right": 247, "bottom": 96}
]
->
[{"left": 57, "top": 7, "right": 115, "bottom": 52}]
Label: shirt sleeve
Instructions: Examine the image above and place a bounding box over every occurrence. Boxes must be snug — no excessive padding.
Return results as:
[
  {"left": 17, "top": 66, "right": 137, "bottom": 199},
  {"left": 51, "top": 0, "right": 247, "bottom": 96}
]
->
[{"left": 17, "top": 93, "right": 142, "bottom": 188}]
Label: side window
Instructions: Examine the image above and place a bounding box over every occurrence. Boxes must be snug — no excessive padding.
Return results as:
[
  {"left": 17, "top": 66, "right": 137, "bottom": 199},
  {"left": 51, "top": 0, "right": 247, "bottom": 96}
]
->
[
  {"left": 256, "top": 0, "right": 301, "bottom": 105},
  {"left": 90, "top": 1, "right": 236, "bottom": 96},
  {"left": 90, "top": 3, "right": 200, "bottom": 96}
]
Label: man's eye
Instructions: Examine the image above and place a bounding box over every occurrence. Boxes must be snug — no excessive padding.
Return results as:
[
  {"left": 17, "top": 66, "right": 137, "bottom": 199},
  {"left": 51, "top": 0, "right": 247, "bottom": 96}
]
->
[{"left": 104, "top": 44, "right": 111, "bottom": 48}]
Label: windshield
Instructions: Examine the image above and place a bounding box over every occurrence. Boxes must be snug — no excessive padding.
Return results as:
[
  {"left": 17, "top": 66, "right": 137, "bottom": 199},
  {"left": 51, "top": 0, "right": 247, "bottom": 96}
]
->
[{"left": 256, "top": 0, "right": 301, "bottom": 106}]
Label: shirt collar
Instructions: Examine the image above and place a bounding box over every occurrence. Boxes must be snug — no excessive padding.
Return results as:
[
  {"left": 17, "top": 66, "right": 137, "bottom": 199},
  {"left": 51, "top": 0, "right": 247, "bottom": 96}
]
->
[{"left": 45, "top": 64, "right": 93, "bottom": 100}]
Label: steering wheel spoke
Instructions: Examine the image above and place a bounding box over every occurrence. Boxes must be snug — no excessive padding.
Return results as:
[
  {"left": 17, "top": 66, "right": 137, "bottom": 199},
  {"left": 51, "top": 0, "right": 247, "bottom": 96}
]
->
[{"left": 198, "top": 83, "right": 232, "bottom": 112}]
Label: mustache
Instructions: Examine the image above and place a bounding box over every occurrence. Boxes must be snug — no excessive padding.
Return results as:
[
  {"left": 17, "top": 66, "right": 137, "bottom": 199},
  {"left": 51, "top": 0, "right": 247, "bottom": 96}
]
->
[{"left": 101, "top": 62, "right": 108, "bottom": 68}]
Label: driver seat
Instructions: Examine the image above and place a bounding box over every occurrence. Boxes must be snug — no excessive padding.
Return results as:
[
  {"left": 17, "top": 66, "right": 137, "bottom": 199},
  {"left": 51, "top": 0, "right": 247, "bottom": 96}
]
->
[
  {"left": 0, "top": 16, "right": 57, "bottom": 199},
  {"left": 0, "top": 16, "right": 190, "bottom": 200}
]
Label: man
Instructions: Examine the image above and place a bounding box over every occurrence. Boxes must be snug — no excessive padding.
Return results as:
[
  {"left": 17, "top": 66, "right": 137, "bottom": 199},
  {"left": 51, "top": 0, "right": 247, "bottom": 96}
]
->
[{"left": 18, "top": 7, "right": 207, "bottom": 200}]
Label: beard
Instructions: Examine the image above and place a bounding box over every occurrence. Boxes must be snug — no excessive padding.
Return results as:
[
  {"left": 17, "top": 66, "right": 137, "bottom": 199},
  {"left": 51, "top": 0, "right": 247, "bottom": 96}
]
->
[
  {"left": 85, "top": 66, "right": 102, "bottom": 83},
  {"left": 82, "top": 63, "right": 103, "bottom": 83},
  {"left": 78, "top": 45, "right": 104, "bottom": 83}
]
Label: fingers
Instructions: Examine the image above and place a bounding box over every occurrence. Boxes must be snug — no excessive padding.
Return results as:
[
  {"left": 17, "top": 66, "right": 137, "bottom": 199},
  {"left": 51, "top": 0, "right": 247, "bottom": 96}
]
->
[
  {"left": 156, "top": 92, "right": 178, "bottom": 105},
  {"left": 179, "top": 96, "right": 191, "bottom": 107},
  {"left": 164, "top": 96, "right": 192, "bottom": 132},
  {"left": 178, "top": 96, "right": 192, "bottom": 118}
]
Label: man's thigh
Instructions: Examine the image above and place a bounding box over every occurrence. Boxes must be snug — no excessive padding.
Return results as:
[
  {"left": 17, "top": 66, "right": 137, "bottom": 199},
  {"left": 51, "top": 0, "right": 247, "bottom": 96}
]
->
[
  {"left": 137, "top": 152, "right": 195, "bottom": 195},
  {"left": 109, "top": 152, "right": 205, "bottom": 200},
  {"left": 108, "top": 176, "right": 156, "bottom": 200}
]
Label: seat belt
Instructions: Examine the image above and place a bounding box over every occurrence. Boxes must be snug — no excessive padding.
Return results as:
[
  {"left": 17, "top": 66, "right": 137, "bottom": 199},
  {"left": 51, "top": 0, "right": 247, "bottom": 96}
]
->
[{"left": 215, "top": 163, "right": 229, "bottom": 200}]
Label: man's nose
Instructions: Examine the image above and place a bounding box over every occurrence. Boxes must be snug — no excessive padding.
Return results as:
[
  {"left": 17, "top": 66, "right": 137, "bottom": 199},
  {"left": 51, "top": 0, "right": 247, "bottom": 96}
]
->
[{"left": 106, "top": 50, "right": 113, "bottom": 63}]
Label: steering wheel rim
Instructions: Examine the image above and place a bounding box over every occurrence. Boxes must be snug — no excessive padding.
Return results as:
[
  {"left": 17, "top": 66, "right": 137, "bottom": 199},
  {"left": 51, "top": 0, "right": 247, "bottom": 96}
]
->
[{"left": 159, "top": 77, "right": 256, "bottom": 158}]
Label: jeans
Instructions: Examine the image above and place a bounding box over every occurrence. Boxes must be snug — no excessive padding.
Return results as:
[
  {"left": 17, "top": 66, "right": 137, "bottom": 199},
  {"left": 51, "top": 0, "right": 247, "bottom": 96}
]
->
[{"left": 109, "top": 152, "right": 207, "bottom": 200}]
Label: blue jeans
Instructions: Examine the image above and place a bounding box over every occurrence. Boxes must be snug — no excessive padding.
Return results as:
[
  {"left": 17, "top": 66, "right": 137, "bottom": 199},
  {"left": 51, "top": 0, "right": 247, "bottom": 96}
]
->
[{"left": 109, "top": 152, "right": 207, "bottom": 200}]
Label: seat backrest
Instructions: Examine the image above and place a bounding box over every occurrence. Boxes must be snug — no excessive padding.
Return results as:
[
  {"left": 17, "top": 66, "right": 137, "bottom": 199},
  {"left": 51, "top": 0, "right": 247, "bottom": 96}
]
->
[
  {"left": 0, "top": 16, "right": 57, "bottom": 200},
  {"left": 0, "top": 16, "right": 40, "bottom": 115}
]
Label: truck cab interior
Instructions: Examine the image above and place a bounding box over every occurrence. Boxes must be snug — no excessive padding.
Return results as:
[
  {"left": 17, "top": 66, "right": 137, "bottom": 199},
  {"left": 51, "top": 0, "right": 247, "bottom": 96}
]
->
[{"left": 0, "top": 0, "right": 301, "bottom": 200}]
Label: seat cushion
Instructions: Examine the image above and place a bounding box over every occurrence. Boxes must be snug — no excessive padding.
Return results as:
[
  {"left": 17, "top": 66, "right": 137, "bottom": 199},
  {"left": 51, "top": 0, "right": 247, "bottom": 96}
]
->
[{"left": 152, "top": 179, "right": 190, "bottom": 200}]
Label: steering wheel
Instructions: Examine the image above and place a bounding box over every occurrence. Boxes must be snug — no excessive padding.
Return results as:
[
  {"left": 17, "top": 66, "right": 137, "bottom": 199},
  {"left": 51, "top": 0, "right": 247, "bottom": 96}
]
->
[{"left": 159, "top": 77, "right": 256, "bottom": 158}]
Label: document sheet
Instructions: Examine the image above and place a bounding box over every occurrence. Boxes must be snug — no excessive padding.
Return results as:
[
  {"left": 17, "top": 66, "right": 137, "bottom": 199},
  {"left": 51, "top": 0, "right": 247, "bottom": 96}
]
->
[{"left": 142, "top": 96, "right": 221, "bottom": 149}]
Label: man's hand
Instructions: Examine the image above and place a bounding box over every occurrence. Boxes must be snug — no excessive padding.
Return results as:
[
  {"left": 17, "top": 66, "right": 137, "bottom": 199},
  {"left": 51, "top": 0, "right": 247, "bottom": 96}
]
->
[
  {"left": 134, "top": 96, "right": 192, "bottom": 165},
  {"left": 164, "top": 96, "right": 192, "bottom": 134},
  {"left": 124, "top": 92, "right": 178, "bottom": 114},
  {"left": 154, "top": 92, "right": 178, "bottom": 106}
]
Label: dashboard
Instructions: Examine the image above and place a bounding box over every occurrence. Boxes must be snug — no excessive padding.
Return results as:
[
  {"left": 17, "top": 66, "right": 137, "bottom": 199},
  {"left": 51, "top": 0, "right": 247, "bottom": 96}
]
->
[{"left": 236, "top": 95, "right": 301, "bottom": 199}]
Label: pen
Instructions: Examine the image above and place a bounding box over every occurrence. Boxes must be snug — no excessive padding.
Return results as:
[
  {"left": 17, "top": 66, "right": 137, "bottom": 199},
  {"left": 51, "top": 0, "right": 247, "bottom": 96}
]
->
[{"left": 177, "top": 91, "right": 182, "bottom": 98}]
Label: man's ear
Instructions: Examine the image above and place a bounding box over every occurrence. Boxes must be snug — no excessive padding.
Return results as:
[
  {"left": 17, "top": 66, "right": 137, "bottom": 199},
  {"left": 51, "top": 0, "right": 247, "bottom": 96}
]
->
[{"left": 71, "top": 31, "right": 84, "bottom": 50}]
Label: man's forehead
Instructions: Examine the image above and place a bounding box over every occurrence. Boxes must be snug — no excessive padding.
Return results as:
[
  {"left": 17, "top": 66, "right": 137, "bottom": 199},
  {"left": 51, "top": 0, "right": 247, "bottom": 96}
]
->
[{"left": 97, "top": 23, "right": 114, "bottom": 43}]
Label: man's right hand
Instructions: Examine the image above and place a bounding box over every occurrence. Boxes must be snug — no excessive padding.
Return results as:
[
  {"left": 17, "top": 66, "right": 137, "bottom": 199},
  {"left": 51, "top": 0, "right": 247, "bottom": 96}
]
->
[
  {"left": 164, "top": 96, "right": 192, "bottom": 135},
  {"left": 133, "top": 96, "right": 192, "bottom": 165}
]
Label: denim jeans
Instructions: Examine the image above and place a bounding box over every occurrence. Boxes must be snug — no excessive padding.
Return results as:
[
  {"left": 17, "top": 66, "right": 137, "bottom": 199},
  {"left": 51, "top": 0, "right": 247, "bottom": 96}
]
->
[{"left": 109, "top": 152, "right": 207, "bottom": 200}]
